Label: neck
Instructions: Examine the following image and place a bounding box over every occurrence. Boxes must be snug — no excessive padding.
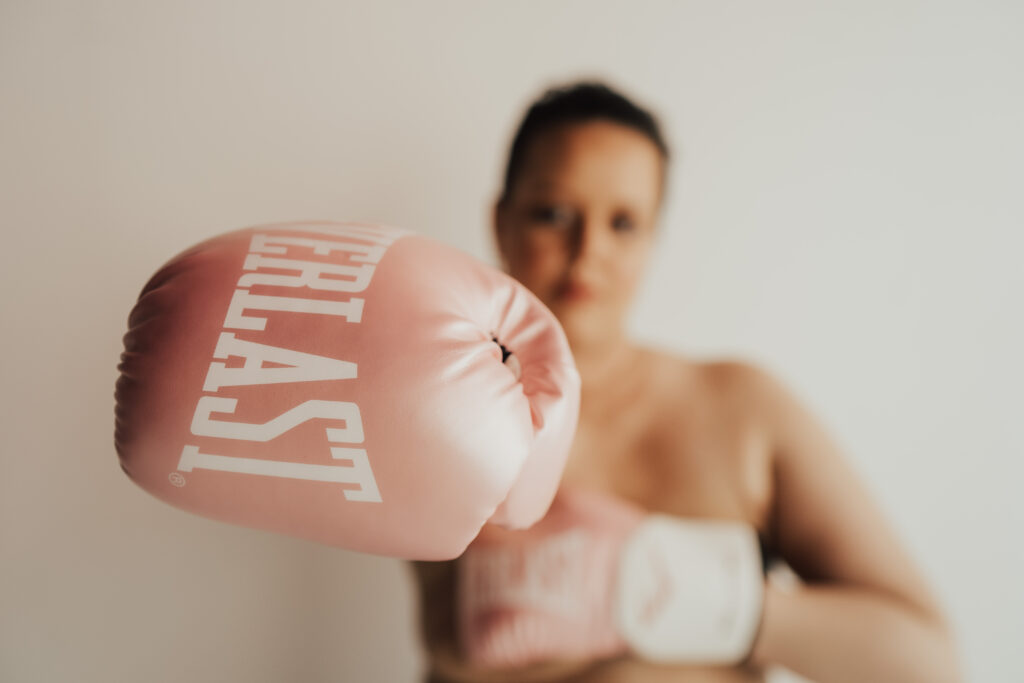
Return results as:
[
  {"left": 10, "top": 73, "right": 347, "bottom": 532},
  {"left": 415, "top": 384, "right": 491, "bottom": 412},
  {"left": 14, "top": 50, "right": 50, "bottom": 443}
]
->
[{"left": 568, "top": 331, "right": 635, "bottom": 393}]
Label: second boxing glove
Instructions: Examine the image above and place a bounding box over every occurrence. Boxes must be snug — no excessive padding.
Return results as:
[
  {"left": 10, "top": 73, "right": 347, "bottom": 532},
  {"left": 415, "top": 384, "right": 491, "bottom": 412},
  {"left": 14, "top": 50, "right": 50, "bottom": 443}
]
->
[{"left": 457, "top": 486, "right": 764, "bottom": 666}]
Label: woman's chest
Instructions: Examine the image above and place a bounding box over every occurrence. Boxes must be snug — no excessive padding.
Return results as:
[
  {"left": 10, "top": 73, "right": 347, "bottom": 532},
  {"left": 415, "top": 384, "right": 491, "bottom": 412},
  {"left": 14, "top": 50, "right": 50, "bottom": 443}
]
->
[{"left": 560, "top": 381, "right": 774, "bottom": 533}]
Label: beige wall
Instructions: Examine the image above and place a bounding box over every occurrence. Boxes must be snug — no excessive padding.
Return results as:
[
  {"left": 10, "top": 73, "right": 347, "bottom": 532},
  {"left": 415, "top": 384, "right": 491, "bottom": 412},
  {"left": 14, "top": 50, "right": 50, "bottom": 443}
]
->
[{"left": 2, "top": 1, "right": 1021, "bottom": 681}]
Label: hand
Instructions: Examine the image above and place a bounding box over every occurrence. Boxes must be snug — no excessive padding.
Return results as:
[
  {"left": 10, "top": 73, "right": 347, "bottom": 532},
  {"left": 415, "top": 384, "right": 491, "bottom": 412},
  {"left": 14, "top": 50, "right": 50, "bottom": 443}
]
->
[{"left": 458, "top": 486, "right": 764, "bottom": 667}]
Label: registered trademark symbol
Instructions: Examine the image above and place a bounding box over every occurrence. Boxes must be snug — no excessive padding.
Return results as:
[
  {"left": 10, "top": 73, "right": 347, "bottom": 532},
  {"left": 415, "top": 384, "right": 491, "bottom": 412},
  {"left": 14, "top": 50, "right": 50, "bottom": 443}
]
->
[{"left": 168, "top": 472, "right": 186, "bottom": 487}]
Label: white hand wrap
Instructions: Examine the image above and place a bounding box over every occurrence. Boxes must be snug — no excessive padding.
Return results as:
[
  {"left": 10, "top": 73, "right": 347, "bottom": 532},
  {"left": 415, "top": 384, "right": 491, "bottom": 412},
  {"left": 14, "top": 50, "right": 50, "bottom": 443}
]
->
[{"left": 614, "top": 516, "right": 764, "bottom": 663}]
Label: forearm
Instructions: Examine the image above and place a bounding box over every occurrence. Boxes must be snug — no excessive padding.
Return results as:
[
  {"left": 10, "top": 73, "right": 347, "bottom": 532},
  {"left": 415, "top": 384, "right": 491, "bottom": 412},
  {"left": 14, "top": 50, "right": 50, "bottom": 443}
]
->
[{"left": 749, "top": 583, "right": 960, "bottom": 683}]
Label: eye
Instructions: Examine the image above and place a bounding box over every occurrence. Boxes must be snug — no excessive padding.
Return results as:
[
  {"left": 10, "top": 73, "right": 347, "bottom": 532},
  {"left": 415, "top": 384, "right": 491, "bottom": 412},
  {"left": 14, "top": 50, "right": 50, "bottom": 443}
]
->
[
  {"left": 529, "top": 204, "right": 575, "bottom": 228},
  {"left": 611, "top": 212, "right": 637, "bottom": 233}
]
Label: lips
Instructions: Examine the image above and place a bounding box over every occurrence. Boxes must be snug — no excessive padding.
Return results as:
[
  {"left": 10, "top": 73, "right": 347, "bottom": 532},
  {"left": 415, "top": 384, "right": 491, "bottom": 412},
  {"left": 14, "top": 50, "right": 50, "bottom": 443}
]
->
[{"left": 558, "top": 280, "right": 596, "bottom": 302}]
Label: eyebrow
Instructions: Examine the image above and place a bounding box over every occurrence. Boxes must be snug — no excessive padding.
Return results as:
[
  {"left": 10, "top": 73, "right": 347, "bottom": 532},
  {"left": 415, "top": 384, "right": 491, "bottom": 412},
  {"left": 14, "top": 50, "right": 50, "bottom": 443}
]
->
[
  {"left": 518, "top": 180, "right": 655, "bottom": 212},
  {"left": 523, "top": 180, "right": 560, "bottom": 191}
]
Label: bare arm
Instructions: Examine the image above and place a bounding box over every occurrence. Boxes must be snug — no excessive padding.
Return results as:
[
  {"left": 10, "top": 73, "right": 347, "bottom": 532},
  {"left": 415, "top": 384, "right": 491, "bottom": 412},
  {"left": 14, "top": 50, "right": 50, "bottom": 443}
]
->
[{"left": 740, "top": 364, "right": 960, "bottom": 683}]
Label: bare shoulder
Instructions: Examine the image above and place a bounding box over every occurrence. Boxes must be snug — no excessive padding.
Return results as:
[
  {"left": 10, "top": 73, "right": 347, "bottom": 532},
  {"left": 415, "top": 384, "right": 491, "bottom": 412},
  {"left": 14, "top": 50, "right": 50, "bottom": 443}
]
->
[
  {"left": 694, "top": 356, "right": 775, "bottom": 400},
  {"left": 634, "top": 347, "right": 774, "bottom": 417},
  {"left": 688, "top": 356, "right": 805, "bottom": 434}
]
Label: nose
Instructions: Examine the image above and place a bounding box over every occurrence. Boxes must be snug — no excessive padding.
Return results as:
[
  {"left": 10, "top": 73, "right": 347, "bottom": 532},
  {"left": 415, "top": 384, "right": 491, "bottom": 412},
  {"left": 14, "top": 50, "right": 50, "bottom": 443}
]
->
[{"left": 568, "top": 215, "right": 613, "bottom": 266}]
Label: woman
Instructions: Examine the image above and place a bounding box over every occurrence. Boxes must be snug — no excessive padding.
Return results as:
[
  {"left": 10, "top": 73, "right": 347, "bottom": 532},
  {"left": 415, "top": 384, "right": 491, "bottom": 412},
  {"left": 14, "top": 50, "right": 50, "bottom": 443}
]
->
[{"left": 412, "top": 81, "right": 959, "bottom": 683}]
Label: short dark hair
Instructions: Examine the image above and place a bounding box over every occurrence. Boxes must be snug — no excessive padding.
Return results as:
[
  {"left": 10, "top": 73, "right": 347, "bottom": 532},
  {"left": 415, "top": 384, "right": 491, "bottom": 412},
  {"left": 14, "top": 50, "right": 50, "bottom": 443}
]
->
[{"left": 499, "top": 80, "right": 670, "bottom": 203}]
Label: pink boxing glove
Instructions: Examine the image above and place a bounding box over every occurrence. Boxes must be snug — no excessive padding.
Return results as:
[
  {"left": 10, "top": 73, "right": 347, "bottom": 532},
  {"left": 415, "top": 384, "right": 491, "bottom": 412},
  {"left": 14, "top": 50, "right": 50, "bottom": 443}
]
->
[
  {"left": 457, "top": 487, "right": 765, "bottom": 667},
  {"left": 114, "top": 221, "right": 580, "bottom": 560}
]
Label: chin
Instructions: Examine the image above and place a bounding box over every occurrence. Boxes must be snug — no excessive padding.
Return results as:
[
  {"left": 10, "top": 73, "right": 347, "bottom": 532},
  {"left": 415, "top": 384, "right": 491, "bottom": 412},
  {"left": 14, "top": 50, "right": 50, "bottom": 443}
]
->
[{"left": 556, "top": 307, "right": 613, "bottom": 348}]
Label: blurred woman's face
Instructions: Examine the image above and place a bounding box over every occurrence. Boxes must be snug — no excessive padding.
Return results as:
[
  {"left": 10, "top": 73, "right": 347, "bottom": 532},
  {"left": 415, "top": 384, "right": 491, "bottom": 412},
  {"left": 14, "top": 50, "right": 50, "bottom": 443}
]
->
[{"left": 495, "top": 120, "right": 663, "bottom": 348}]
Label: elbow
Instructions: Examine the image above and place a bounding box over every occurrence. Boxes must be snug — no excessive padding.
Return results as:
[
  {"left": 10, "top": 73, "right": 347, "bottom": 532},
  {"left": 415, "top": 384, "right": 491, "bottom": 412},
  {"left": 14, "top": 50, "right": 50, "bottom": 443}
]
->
[
  {"left": 929, "top": 623, "right": 963, "bottom": 683},
  {"left": 901, "top": 611, "right": 963, "bottom": 683},
  {"left": 889, "top": 591, "right": 966, "bottom": 683}
]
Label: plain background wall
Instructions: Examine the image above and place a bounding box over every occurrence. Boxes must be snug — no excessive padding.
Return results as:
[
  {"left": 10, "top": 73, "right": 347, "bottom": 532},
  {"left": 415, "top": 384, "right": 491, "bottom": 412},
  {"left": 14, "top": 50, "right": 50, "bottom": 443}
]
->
[{"left": 2, "top": 1, "right": 1021, "bottom": 681}]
